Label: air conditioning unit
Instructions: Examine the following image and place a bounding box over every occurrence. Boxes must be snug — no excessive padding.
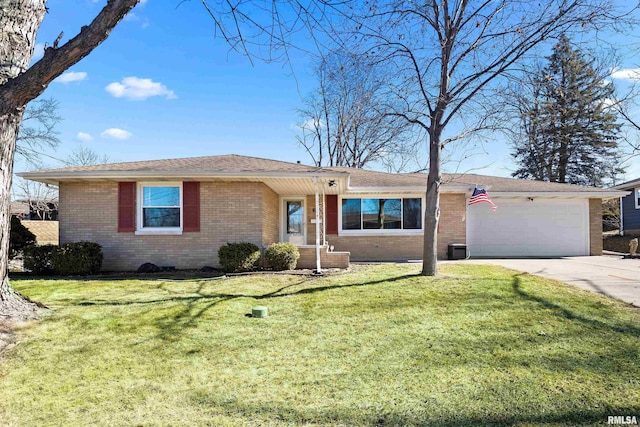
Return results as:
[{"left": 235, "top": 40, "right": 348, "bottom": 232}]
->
[{"left": 448, "top": 244, "right": 467, "bottom": 260}]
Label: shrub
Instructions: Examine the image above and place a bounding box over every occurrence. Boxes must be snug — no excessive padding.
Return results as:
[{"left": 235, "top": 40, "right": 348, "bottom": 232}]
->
[
  {"left": 9, "top": 216, "right": 36, "bottom": 259},
  {"left": 218, "top": 242, "right": 261, "bottom": 272},
  {"left": 265, "top": 242, "right": 300, "bottom": 271},
  {"left": 23, "top": 245, "right": 56, "bottom": 275},
  {"left": 51, "top": 241, "right": 103, "bottom": 276}
]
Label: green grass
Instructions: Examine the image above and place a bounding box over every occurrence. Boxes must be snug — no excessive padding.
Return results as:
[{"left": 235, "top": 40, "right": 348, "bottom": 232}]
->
[{"left": 1, "top": 264, "right": 639, "bottom": 426}]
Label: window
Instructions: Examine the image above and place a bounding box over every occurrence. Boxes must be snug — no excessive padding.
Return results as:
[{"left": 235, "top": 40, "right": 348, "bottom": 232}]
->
[
  {"left": 342, "top": 199, "right": 362, "bottom": 230},
  {"left": 636, "top": 188, "right": 640, "bottom": 209},
  {"left": 286, "top": 201, "right": 303, "bottom": 234},
  {"left": 138, "top": 183, "right": 182, "bottom": 232},
  {"left": 341, "top": 197, "right": 422, "bottom": 232},
  {"left": 363, "top": 198, "right": 401, "bottom": 229}
]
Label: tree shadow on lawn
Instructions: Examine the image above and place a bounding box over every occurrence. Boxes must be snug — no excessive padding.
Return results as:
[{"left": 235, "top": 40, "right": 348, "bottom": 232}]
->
[
  {"left": 511, "top": 273, "right": 640, "bottom": 338},
  {"left": 74, "top": 273, "right": 418, "bottom": 342},
  {"left": 187, "top": 390, "right": 639, "bottom": 427}
]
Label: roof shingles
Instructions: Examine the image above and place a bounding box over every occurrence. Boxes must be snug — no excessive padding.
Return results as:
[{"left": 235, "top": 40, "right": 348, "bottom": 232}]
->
[{"left": 21, "top": 154, "right": 616, "bottom": 193}]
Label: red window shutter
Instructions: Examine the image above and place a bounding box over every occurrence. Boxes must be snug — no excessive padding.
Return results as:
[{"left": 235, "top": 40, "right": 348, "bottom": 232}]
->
[
  {"left": 118, "top": 182, "right": 136, "bottom": 232},
  {"left": 183, "top": 181, "right": 200, "bottom": 232},
  {"left": 326, "top": 195, "right": 338, "bottom": 235}
]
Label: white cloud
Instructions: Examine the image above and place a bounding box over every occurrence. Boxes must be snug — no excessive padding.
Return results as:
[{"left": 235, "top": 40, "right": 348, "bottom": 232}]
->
[
  {"left": 31, "top": 43, "right": 44, "bottom": 62},
  {"left": 124, "top": 12, "right": 150, "bottom": 29},
  {"left": 124, "top": 12, "right": 139, "bottom": 21},
  {"left": 105, "top": 77, "right": 175, "bottom": 100},
  {"left": 611, "top": 68, "right": 640, "bottom": 81},
  {"left": 76, "top": 132, "right": 93, "bottom": 142},
  {"left": 101, "top": 128, "right": 132, "bottom": 140},
  {"left": 55, "top": 71, "right": 87, "bottom": 83}
]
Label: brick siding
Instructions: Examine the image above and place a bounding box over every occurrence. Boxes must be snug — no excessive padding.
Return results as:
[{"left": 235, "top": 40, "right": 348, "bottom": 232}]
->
[
  {"left": 262, "top": 186, "right": 279, "bottom": 244},
  {"left": 297, "top": 246, "right": 350, "bottom": 269},
  {"left": 60, "top": 181, "right": 274, "bottom": 271},
  {"left": 64, "top": 181, "right": 602, "bottom": 268},
  {"left": 22, "top": 220, "right": 59, "bottom": 245},
  {"left": 589, "top": 198, "right": 603, "bottom": 255}
]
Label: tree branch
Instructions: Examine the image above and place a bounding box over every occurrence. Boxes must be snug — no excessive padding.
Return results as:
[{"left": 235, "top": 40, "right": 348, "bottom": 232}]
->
[{"left": 0, "top": 0, "right": 139, "bottom": 113}]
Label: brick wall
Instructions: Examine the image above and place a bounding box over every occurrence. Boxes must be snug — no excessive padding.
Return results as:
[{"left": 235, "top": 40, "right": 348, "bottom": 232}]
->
[
  {"left": 327, "top": 234, "right": 423, "bottom": 260},
  {"left": 589, "top": 198, "right": 603, "bottom": 255},
  {"left": 60, "top": 181, "right": 272, "bottom": 271},
  {"left": 297, "top": 246, "right": 350, "bottom": 269},
  {"left": 60, "top": 181, "right": 468, "bottom": 269},
  {"left": 262, "top": 186, "right": 279, "bottom": 245},
  {"left": 22, "top": 220, "right": 59, "bottom": 245}
]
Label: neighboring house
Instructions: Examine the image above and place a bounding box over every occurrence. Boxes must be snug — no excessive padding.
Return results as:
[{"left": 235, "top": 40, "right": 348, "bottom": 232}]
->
[
  {"left": 10, "top": 201, "right": 30, "bottom": 219},
  {"left": 11, "top": 201, "right": 59, "bottom": 245},
  {"left": 19, "top": 154, "right": 625, "bottom": 271},
  {"left": 10, "top": 199, "right": 58, "bottom": 220},
  {"left": 612, "top": 178, "right": 640, "bottom": 235}
]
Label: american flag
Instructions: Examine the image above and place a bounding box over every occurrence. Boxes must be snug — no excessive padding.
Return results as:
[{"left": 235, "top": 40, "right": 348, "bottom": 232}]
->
[{"left": 468, "top": 187, "right": 497, "bottom": 210}]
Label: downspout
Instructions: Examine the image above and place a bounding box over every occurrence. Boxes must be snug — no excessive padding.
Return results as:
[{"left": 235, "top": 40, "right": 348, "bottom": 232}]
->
[
  {"left": 620, "top": 196, "right": 624, "bottom": 236},
  {"left": 313, "top": 177, "right": 322, "bottom": 273}
]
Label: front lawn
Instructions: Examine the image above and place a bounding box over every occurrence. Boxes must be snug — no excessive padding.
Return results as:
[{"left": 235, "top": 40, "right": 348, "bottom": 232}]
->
[{"left": 1, "top": 264, "right": 639, "bottom": 426}]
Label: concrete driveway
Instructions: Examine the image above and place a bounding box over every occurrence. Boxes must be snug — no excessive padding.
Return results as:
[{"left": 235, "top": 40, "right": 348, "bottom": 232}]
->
[{"left": 455, "top": 256, "right": 640, "bottom": 307}]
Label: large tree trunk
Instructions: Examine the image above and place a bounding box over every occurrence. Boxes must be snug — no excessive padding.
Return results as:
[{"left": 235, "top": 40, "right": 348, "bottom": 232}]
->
[
  {"left": 0, "top": 0, "right": 47, "bottom": 320},
  {"left": 421, "top": 129, "right": 441, "bottom": 276},
  {"left": 1, "top": 111, "right": 40, "bottom": 319}
]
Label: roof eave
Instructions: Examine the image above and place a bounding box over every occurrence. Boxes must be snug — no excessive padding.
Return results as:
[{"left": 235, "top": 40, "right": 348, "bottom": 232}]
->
[
  {"left": 17, "top": 170, "right": 350, "bottom": 184},
  {"left": 492, "top": 191, "right": 629, "bottom": 199},
  {"left": 612, "top": 179, "right": 640, "bottom": 190},
  {"left": 346, "top": 185, "right": 474, "bottom": 193}
]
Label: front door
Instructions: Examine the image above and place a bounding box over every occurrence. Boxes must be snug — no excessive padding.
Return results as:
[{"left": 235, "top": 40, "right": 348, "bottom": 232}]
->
[{"left": 283, "top": 199, "right": 305, "bottom": 245}]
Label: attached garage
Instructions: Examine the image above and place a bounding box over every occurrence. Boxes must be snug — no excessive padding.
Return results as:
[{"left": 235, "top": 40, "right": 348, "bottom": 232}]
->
[{"left": 466, "top": 198, "right": 590, "bottom": 258}]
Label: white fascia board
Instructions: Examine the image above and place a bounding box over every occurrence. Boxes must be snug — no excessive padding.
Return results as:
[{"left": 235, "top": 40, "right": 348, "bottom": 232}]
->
[
  {"left": 491, "top": 191, "right": 629, "bottom": 199},
  {"left": 18, "top": 170, "right": 350, "bottom": 183},
  {"left": 346, "top": 185, "right": 473, "bottom": 194},
  {"left": 612, "top": 179, "right": 640, "bottom": 190}
]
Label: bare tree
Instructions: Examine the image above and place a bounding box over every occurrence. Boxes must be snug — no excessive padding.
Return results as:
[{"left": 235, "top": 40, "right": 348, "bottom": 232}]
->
[
  {"left": 65, "top": 145, "right": 110, "bottom": 167},
  {"left": 11, "top": 146, "right": 110, "bottom": 224},
  {"left": 16, "top": 97, "right": 61, "bottom": 166},
  {"left": 607, "top": 79, "right": 640, "bottom": 158},
  {"left": 296, "top": 52, "right": 418, "bottom": 170},
  {"left": 1, "top": 0, "right": 140, "bottom": 320},
  {"left": 12, "top": 178, "right": 58, "bottom": 221},
  {"left": 341, "top": 0, "right": 631, "bottom": 275}
]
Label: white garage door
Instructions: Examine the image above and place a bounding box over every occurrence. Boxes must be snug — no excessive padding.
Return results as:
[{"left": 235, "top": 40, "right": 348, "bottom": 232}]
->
[{"left": 466, "top": 198, "right": 590, "bottom": 258}]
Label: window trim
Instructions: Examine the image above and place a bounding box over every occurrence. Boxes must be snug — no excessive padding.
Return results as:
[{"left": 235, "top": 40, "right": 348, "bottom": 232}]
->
[
  {"left": 635, "top": 187, "right": 640, "bottom": 209},
  {"left": 135, "top": 182, "right": 183, "bottom": 235},
  {"left": 338, "top": 194, "right": 424, "bottom": 236}
]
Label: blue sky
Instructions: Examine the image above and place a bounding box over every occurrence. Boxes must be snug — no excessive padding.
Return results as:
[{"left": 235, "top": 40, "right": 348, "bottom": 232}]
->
[{"left": 15, "top": 0, "right": 640, "bottom": 182}]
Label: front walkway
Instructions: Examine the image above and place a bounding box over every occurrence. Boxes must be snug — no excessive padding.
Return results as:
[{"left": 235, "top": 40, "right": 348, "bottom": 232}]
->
[{"left": 452, "top": 256, "right": 640, "bottom": 307}]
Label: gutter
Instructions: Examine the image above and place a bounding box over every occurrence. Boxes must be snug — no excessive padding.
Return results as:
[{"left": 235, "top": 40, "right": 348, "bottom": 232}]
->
[
  {"left": 490, "top": 191, "right": 629, "bottom": 199},
  {"left": 620, "top": 196, "right": 625, "bottom": 236},
  {"left": 346, "top": 185, "right": 474, "bottom": 193}
]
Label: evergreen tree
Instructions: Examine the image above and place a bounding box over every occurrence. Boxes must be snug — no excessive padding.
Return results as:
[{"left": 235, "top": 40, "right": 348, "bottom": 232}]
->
[{"left": 511, "top": 35, "right": 622, "bottom": 186}]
